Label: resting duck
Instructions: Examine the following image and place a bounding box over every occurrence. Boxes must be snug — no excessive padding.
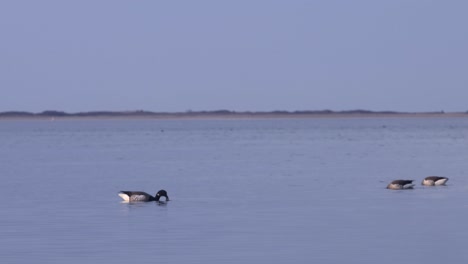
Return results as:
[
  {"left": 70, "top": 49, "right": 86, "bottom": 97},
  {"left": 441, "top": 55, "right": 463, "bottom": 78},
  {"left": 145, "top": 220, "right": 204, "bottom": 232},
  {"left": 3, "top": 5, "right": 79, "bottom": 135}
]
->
[
  {"left": 386, "top": 180, "right": 415, "bottom": 190},
  {"left": 118, "top": 190, "right": 169, "bottom": 202},
  {"left": 422, "top": 176, "right": 448, "bottom": 186}
]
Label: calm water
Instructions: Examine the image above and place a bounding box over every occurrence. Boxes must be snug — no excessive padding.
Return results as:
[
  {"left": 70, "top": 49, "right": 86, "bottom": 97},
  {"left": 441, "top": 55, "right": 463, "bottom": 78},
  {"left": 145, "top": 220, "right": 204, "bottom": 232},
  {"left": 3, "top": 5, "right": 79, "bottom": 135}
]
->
[{"left": 1, "top": 117, "right": 468, "bottom": 263}]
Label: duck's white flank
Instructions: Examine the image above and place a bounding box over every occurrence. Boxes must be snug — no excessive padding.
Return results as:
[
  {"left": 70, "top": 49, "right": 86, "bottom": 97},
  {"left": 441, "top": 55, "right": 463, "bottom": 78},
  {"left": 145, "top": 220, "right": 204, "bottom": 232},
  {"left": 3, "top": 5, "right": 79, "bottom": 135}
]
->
[
  {"left": 403, "top": 183, "right": 415, "bottom": 189},
  {"left": 129, "top": 194, "right": 147, "bottom": 201},
  {"left": 118, "top": 193, "right": 130, "bottom": 202},
  {"left": 434, "top": 178, "right": 448, "bottom": 185}
]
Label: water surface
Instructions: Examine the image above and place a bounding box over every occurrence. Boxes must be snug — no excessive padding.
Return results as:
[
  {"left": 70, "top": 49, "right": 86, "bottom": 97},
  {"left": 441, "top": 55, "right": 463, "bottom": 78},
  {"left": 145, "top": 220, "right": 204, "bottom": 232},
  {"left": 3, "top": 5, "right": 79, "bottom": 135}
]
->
[{"left": 1, "top": 117, "right": 467, "bottom": 263}]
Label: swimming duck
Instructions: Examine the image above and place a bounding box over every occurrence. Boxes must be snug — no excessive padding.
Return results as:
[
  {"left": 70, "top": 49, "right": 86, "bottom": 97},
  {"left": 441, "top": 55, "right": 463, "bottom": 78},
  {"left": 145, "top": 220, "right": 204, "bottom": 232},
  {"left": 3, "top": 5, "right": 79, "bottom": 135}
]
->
[
  {"left": 118, "top": 190, "right": 169, "bottom": 202},
  {"left": 422, "top": 176, "right": 448, "bottom": 186},
  {"left": 386, "top": 180, "right": 415, "bottom": 190}
]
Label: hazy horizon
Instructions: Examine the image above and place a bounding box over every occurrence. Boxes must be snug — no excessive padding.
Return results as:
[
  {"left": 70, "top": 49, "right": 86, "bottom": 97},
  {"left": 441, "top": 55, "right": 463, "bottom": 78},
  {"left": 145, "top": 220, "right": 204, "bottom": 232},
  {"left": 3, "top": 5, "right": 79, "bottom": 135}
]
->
[
  {"left": 1, "top": 1, "right": 467, "bottom": 113},
  {"left": 0, "top": 108, "right": 464, "bottom": 115}
]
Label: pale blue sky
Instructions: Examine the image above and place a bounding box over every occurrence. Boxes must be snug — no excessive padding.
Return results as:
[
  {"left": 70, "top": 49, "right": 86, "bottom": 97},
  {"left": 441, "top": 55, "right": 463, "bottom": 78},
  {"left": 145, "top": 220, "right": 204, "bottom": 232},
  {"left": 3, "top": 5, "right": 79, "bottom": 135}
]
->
[{"left": 1, "top": 0, "right": 467, "bottom": 113}]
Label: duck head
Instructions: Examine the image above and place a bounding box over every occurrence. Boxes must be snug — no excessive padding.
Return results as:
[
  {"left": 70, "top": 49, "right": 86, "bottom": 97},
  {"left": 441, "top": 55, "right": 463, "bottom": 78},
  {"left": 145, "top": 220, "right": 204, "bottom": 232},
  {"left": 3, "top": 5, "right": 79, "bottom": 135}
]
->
[{"left": 155, "top": 190, "right": 169, "bottom": 201}]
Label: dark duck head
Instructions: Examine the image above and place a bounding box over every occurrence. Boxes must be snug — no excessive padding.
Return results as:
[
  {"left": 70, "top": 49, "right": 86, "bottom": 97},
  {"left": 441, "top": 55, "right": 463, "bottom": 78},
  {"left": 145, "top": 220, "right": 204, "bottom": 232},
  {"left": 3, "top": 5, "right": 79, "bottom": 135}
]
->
[
  {"left": 118, "top": 189, "right": 169, "bottom": 202},
  {"left": 155, "top": 190, "right": 169, "bottom": 201}
]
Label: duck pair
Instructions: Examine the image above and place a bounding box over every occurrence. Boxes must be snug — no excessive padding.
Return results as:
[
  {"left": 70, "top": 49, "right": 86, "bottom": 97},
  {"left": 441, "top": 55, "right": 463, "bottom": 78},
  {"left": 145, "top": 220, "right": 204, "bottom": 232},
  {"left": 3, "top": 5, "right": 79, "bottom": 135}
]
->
[
  {"left": 118, "top": 190, "right": 169, "bottom": 202},
  {"left": 387, "top": 176, "right": 448, "bottom": 190}
]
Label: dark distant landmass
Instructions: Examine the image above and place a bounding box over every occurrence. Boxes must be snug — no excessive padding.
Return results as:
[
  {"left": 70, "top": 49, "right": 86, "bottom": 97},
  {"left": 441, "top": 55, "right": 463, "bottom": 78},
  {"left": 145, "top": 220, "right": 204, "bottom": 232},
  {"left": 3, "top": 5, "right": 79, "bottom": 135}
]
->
[{"left": 0, "top": 109, "right": 466, "bottom": 119}]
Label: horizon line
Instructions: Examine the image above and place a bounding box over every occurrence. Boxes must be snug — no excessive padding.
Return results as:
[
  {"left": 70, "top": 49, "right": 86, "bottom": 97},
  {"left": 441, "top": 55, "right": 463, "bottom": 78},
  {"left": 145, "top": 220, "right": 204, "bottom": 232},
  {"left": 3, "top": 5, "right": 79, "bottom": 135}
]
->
[{"left": 0, "top": 109, "right": 466, "bottom": 117}]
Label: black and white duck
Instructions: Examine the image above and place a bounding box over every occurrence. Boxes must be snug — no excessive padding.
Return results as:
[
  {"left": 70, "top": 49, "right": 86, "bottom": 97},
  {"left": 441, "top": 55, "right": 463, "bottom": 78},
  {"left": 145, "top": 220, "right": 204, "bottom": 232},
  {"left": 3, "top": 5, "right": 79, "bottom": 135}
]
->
[
  {"left": 118, "top": 190, "right": 169, "bottom": 202},
  {"left": 386, "top": 180, "right": 415, "bottom": 190},
  {"left": 422, "top": 176, "right": 448, "bottom": 186}
]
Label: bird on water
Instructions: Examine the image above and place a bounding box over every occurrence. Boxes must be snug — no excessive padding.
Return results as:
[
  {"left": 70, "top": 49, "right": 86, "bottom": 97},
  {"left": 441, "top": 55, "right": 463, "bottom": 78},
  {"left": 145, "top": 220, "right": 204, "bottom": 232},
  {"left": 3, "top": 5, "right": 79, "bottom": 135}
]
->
[
  {"left": 386, "top": 180, "right": 415, "bottom": 190},
  {"left": 118, "top": 190, "right": 169, "bottom": 202},
  {"left": 422, "top": 176, "right": 448, "bottom": 186}
]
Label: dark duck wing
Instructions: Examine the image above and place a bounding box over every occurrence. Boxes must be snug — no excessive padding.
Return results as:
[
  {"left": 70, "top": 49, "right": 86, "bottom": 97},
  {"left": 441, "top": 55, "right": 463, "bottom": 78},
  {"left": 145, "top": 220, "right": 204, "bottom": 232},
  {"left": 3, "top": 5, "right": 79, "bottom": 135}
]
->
[{"left": 393, "top": 180, "right": 414, "bottom": 186}]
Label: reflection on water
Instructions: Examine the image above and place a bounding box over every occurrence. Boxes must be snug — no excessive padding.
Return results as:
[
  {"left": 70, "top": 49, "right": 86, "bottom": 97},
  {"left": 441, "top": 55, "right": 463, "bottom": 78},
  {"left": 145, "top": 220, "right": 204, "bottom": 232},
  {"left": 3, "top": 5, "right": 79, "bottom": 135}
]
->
[{"left": 1, "top": 118, "right": 468, "bottom": 263}]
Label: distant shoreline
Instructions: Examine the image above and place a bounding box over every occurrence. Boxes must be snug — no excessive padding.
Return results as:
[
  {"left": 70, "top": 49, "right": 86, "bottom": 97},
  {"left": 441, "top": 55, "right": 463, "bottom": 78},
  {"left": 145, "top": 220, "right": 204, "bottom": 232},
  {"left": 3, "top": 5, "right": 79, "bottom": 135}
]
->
[{"left": 0, "top": 110, "right": 467, "bottom": 120}]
